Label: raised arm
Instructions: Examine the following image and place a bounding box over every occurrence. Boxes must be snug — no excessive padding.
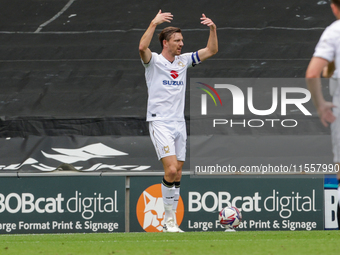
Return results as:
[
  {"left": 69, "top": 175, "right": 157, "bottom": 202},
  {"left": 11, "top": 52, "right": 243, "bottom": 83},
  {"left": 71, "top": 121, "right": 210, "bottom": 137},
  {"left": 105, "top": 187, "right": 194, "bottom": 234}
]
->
[
  {"left": 306, "top": 56, "right": 335, "bottom": 127},
  {"left": 197, "top": 14, "right": 218, "bottom": 62},
  {"left": 139, "top": 10, "right": 173, "bottom": 64}
]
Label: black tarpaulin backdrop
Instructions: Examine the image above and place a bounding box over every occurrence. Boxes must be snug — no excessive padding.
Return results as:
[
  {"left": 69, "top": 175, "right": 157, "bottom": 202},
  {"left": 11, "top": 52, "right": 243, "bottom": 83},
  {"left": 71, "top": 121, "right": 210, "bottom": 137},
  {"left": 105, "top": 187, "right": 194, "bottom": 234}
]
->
[
  {"left": 0, "top": 0, "right": 335, "bottom": 137},
  {"left": 0, "top": 0, "right": 335, "bottom": 172}
]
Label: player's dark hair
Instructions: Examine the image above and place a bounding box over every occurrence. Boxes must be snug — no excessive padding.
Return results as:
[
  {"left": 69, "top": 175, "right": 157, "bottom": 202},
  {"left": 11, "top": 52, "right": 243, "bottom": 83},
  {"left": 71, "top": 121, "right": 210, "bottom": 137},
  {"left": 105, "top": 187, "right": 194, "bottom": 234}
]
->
[
  {"left": 332, "top": 0, "right": 340, "bottom": 8},
  {"left": 158, "top": 27, "right": 182, "bottom": 49}
]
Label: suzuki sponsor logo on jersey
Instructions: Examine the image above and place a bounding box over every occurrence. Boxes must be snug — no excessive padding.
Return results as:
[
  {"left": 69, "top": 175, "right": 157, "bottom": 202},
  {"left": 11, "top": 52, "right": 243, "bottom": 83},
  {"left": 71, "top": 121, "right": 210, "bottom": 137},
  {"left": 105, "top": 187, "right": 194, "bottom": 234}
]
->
[
  {"left": 136, "top": 184, "right": 184, "bottom": 232},
  {"left": 170, "top": 70, "right": 179, "bottom": 79},
  {"left": 163, "top": 70, "right": 184, "bottom": 86},
  {"left": 163, "top": 80, "right": 184, "bottom": 85}
]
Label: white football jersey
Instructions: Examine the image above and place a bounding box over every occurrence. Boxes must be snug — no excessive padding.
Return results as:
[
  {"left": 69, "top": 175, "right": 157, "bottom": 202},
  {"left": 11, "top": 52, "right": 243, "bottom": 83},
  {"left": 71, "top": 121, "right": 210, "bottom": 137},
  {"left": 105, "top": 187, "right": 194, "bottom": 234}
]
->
[
  {"left": 142, "top": 52, "right": 201, "bottom": 121},
  {"left": 314, "top": 19, "right": 340, "bottom": 78}
]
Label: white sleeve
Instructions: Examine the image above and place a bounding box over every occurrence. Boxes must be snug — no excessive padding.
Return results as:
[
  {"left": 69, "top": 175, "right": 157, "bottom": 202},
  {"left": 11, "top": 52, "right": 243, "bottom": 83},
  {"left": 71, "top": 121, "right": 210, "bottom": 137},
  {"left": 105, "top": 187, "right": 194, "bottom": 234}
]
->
[
  {"left": 313, "top": 26, "right": 336, "bottom": 62},
  {"left": 141, "top": 52, "right": 157, "bottom": 68}
]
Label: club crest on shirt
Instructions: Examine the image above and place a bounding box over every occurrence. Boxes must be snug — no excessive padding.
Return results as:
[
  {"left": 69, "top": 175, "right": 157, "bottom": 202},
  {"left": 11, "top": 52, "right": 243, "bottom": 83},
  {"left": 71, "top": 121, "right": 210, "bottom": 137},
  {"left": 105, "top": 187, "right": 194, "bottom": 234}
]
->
[{"left": 163, "top": 146, "right": 170, "bottom": 154}]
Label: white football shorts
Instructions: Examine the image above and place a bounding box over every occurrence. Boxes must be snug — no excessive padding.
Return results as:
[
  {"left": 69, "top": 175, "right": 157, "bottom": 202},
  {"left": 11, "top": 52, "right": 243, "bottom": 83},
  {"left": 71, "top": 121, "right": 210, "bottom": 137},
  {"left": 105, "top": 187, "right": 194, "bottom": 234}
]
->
[
  {"left": 149, "top": 121, "right": 187, "bottom": 161},
  {"left": 331, "top": 77, "right": 340, "bottom": 163}
]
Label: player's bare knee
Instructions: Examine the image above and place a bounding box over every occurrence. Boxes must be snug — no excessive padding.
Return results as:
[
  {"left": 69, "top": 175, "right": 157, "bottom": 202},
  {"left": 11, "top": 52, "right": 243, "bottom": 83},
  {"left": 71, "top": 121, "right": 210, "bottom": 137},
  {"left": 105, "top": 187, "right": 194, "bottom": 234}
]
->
[{"left": 165, "top": 166, "right": 177, "bottom": 181}]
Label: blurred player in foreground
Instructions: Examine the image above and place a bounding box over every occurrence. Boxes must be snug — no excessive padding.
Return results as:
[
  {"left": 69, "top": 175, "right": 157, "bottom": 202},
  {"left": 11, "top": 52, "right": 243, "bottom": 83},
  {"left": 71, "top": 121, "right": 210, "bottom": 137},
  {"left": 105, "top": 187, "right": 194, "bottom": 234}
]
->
[
  {"left": 306, "top": 0, "right": 340, "bottom": 228},
  {"left": 139, "top": 10, "right": 218, "bottom": 232}
]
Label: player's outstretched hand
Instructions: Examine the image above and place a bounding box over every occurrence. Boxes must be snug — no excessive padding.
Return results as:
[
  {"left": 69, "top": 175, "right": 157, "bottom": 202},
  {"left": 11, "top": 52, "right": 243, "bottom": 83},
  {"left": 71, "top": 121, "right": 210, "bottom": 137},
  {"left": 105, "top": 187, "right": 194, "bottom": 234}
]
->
[
  {"left": 200, "top": 14, "right": 216, "bottom": 29},
  {"left": 318, "top": 101, "right": 336, "bottom": 127},
  {"left": 152, "top": 10, "right": 173, "bottom": 26}
]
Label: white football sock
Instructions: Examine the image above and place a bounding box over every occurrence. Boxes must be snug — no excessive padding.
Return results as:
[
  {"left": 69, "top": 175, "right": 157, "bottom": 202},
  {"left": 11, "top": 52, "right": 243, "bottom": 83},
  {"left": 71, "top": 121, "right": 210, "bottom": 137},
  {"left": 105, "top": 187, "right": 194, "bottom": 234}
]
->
[
  {"left": 161, "top": 180, "right": 175, "bottom": 222},
  {"left": 172, "top": 186, "right": 180, "bottom": 224}
]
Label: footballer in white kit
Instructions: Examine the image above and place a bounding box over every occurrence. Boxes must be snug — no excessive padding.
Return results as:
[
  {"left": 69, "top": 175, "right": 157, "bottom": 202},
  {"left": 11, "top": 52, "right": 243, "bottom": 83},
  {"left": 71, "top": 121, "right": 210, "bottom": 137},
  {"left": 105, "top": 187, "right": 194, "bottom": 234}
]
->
[
  {"left": 313, "top": 20, "right": 340, "bottom": 160},
  {"left": 306, "top": 0, "right": 340, "bottom": 228},
  {"left": 143, "top": 52, "right": 200, "bottom": 161},
  {"left": 139, "top": 10, "right": 218, "bottom": 233},
  {"left": 144, "top": 52, "right": 200, "bottom": 122}
]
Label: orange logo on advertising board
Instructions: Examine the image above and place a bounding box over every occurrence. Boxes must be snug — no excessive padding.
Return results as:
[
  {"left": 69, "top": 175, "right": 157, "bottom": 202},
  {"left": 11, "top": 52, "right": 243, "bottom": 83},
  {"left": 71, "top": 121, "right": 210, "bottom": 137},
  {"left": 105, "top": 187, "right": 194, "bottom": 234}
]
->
[{"left": 136, "top": 184, "right": 184, "bottom": 232}]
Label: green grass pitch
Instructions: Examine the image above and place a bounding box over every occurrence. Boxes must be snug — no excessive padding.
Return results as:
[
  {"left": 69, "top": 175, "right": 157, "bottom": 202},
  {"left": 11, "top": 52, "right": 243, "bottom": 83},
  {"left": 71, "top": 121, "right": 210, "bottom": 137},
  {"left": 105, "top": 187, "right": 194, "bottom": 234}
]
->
[{"left": 0, "top": 231, "right": 339, "bottom": 255}]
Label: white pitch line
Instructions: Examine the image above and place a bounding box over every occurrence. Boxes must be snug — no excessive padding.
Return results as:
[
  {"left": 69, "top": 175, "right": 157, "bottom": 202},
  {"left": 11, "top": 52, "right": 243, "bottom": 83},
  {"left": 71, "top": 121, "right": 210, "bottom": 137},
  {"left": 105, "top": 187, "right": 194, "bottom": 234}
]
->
[
  {"left": 0, "top": 58, "right": 310, "bottom": 63},
  {"left": 0, "top": 25, "right": 326, "bottom": 35},
  {"left": 34, "top": 0, "right": 76, "bottom": 33}
]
